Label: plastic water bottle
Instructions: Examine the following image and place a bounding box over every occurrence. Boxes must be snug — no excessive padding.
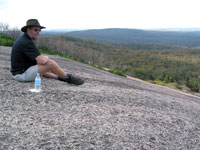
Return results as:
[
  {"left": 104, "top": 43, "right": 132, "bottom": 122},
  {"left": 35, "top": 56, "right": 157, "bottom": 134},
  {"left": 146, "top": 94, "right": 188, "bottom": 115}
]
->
[{"left": 35, "top": 73, "right": 41, "bottom": 92}]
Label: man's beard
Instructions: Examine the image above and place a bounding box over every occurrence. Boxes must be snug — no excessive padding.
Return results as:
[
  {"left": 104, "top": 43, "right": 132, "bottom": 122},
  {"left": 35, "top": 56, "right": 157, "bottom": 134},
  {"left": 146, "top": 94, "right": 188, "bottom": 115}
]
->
[
  {"left": 31, "top": 37, "right": 37, "bottom": 40},
  {"left": 32, "top": 37, "right": 38, "bottom": 43}
]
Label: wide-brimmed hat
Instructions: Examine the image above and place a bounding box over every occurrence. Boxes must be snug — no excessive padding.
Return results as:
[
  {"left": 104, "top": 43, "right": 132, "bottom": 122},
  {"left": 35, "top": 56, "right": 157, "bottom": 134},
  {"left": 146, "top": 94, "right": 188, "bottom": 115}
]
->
[{"left": 21, "top": 19, "right": 46, "bottom": 32}]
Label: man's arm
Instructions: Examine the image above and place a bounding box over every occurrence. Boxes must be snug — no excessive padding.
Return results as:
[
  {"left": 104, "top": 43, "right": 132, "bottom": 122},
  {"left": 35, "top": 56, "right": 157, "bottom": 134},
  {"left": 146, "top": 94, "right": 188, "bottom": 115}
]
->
[{"left": 36, "top": 55, "right": 49, "bottom": 65}]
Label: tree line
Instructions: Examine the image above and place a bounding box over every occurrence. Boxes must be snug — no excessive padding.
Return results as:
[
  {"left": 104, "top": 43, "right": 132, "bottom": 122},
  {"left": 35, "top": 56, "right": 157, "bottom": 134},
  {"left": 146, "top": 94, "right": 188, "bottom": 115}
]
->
[
  {"left": 0, "top": 22, "right": 21, "bottom": 41},
  {"left": 37, "top": 35, "right": 200, "bottom": 92}
]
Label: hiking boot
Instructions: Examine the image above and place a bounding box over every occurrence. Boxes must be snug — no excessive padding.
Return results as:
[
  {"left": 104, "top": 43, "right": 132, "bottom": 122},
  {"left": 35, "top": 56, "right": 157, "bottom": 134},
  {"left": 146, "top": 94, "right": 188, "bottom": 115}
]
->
[{"left": 58, "top": 74, "right": 85, "bottom": 85}]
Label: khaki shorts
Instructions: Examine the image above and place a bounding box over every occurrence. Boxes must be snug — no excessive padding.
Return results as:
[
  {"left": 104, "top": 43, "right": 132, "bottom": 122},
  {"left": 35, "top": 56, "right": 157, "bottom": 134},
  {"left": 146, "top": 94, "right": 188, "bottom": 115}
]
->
[{"left": 14, "top": 65, "right": 38, "bottom": 82}]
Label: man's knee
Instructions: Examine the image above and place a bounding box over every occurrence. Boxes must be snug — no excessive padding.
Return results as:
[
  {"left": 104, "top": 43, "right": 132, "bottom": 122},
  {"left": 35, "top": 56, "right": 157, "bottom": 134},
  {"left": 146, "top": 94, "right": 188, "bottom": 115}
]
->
[
  {"left": 46, "top": 59, "right": 58, "bottom": 69},
  {"left": 45, "top": 59, "right": 55, "bottom": 66},
  {"left": 38, "top": 59, "right": 60, "bottom": 75}
]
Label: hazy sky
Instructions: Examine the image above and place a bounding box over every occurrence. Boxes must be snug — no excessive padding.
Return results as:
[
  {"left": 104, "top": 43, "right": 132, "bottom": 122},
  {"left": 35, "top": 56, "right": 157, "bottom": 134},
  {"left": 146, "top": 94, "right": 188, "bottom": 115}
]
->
[{"left": 0, "top": 0, "right": 200, "bottom": 30}]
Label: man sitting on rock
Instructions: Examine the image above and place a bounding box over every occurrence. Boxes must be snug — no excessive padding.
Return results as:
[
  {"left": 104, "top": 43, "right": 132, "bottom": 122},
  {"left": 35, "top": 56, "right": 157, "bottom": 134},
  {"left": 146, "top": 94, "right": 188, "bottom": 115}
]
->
[{"left": 10, "top": 19, "right": 84, "bottom": 85}]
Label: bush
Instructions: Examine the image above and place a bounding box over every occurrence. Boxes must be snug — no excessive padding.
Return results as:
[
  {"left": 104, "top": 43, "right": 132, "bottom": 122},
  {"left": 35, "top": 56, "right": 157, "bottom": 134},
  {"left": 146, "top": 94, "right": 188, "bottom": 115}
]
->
[
  {"left": 0, "top": 33, "right": 13, "bottom": 40},
  {"left": 108, "top": 69, "right": 127, "bottom": 77},
  {"left": 0, "top": 33, "right": 14, "bottom": 46},
  {"left": 0, "top": 38, "right": 14, "bottom": 46},
  {"left": 38, "top": 48, "right": 86, "bottom": 64},
  {"left": 37, "top": 45, "right": 49, "bottom": 51},
  {"left": 156, "top": 75, "right": 174, "bottom": 84},
  {"left": 163, "top": 75, "right": 174, "bottom": 83},
  {"left": 186, "top": 78, "right": 200, "bottom": 92}
]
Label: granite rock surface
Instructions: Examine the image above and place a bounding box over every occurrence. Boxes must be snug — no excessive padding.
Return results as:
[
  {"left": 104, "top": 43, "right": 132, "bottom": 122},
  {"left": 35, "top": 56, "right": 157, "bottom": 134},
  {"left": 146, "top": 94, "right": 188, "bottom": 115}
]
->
[{"left": 0, "top": 46, "right": 200, "bottom": 150}]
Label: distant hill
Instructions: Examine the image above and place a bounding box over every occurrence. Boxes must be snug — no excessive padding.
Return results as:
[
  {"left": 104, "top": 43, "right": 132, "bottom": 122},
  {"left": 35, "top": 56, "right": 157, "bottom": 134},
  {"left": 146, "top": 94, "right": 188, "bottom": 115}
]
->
[
  {"left": 41, "top": 29, "right": 87, "bottom": 35},
  {"left": 66, "top": 28, "right": 200, "bottom": 47},
  {"left": 153, "top": 28, "right": 200, "bottom": 32}
]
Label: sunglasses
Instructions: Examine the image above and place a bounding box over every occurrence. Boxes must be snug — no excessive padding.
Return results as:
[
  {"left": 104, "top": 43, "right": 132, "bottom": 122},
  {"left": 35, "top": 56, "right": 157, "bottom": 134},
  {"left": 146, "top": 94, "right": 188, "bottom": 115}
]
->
[{"left": 33, "top": 28, "right": 41, "bottom": 32}]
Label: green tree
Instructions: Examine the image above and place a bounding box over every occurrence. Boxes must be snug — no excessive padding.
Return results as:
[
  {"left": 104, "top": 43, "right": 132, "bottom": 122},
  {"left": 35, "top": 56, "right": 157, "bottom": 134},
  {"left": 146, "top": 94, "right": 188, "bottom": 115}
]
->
[
  {"left": 186, "top": 78, "right": 200, "bottom": 92},
  {"left": 163, "top": 75, "right": 174, "bottom": 83}
]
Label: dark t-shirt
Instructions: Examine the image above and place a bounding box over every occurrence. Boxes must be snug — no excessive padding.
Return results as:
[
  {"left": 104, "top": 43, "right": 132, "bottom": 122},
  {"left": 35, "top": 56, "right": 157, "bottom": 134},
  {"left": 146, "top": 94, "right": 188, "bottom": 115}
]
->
[{"left": 10, "top": 33, "right": 41, "bottom": 76}]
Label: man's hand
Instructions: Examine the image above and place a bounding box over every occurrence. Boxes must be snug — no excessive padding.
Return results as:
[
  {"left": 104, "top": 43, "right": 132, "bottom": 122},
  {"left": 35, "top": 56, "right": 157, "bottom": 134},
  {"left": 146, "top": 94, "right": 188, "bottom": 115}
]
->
[{"left": 36, "top": 55, "right": 49, "bottom": 65}]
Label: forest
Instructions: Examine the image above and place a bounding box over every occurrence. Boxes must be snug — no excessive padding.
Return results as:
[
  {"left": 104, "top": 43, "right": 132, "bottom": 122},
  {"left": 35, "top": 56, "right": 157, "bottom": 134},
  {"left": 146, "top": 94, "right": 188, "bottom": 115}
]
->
[{"left": 36, "top": 35, "right": 200, "bottom": 92}]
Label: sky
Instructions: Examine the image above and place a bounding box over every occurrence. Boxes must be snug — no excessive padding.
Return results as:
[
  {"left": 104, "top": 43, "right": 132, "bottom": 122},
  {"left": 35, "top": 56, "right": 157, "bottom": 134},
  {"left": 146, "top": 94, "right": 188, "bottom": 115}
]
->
[{"left": 0, "top": 0, "right": 200, "bottom": 30}]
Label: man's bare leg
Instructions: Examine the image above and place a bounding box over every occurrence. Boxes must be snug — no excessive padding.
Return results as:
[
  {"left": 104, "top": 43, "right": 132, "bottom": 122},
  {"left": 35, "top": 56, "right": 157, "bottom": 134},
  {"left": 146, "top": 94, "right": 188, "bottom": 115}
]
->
[
  {"left": 38, "top": 59, "right": 66, "bottom": 78},
  {"left": 37, "top": 58, "right": 84, "bottom": 85},
  {"left": 44, "top": 72, "right": 58, "bottom": 79}
]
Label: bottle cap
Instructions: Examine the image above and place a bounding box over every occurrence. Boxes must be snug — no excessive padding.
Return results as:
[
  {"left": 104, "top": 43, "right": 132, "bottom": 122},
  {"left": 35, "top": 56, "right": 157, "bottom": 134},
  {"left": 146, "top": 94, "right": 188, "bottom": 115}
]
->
[{"left": 37, "top": 73, "right": 40, "bottom": 76}]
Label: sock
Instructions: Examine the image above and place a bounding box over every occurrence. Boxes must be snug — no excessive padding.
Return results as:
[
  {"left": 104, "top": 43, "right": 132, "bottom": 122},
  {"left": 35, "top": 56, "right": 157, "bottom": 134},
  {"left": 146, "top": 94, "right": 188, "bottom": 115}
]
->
[{"left": 57, "top": 74, "right": 69, "bottom": 81}]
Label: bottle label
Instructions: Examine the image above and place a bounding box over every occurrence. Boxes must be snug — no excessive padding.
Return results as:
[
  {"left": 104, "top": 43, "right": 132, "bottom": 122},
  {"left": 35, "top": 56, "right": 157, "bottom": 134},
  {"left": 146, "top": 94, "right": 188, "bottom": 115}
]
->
[{"left": 35, "top": 79, "right": 41, "bottom": 85}]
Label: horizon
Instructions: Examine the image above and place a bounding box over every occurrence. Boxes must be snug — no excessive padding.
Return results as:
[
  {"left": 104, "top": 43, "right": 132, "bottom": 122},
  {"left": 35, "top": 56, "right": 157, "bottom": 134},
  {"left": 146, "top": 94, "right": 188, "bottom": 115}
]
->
[{"left": 43, "top": 27, "right": 200, "bottom": 32}]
